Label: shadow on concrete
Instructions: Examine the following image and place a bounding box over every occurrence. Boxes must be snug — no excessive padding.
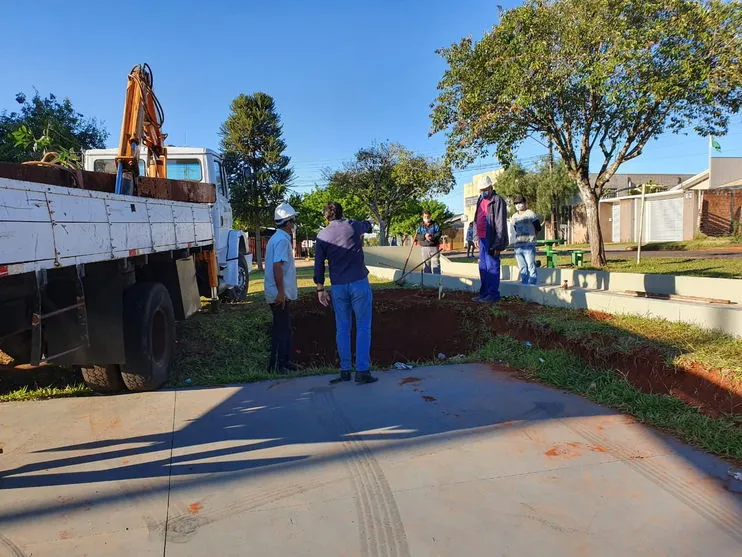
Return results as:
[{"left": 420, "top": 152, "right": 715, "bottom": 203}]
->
[{"left": 1, "top": 366, "right": 740, "bottom": 543}]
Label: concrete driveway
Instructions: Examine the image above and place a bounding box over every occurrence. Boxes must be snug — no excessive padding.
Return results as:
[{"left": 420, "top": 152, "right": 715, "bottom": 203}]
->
[{"left": 1, "top": 364, "right": 740, "bottom": 556}]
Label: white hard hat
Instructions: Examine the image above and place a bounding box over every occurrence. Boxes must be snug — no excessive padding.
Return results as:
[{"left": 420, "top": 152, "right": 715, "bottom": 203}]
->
[
  {"left": 478, "top": 176, "right": 493, "bottom": 191},
  {"left": 274, "top": 202, "right": 298, "bottom": 223}
]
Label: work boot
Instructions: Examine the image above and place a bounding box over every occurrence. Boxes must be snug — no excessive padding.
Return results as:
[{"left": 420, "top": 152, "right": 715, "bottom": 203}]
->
[
  {"left": 355, "top": 371, "right": 378, "bottom": 384},
  {"left": 329, "top": 370, "right": 352, "bottom": 384}
]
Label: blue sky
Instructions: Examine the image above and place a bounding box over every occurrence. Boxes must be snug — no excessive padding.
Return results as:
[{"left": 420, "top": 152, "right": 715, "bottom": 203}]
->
[{"left": 2, "top": 0, "right": 740, "bottom": 213}]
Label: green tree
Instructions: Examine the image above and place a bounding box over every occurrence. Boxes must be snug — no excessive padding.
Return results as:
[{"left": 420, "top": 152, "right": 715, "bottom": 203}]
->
[
  {"left": 389, "top": 199, "right": 454, "bottom": 241},
  {"left": 0, "top": 91, "right": 108, "bottom": 165},
  {"left": 495, "top": 159, "right": 578, "bottom": 238},
  {"left": 431, "top": 0, "right": 742, "bottom": 266},
  {"left": 326, "top": 142, "right": 455, "bottom": 245},
  {"left": 289, "top": 184, "right": 370, "bottom": 250},
  {"left": 220, "top": 93, "right": 293, "bottom": 270}
]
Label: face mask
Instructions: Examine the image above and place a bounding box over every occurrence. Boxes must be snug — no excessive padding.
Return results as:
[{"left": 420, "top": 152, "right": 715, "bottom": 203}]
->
[
  {"left": 515, "top": 203, "right": 526, "bottom": 211},
  {"left": 423, "top": 218, "right": 431, "bottom": 224},
  {"left": 482, "top": 190, "right": 492, "bottom": 199}
]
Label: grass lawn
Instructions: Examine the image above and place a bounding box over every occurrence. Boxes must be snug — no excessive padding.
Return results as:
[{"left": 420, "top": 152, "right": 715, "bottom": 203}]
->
[
  {"left": 588, "top": 257, "right": 742, "bottom": 279},
  {"left": 569, "top": 236, "right": 741, "bottom": 251}
]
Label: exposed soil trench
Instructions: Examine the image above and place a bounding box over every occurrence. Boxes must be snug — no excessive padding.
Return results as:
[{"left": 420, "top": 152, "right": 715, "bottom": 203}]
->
[{"left": 291, "top": 289, "right": 742, "bottom": 418}]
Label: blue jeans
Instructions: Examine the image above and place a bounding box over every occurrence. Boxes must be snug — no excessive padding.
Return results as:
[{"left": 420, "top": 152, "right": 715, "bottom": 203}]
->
[
  {"left": 332, "top": 278, "right": 373, "bottom": 372},
  {"left": 478, "top": 238, "right": 501, "bottom": 300},
  {"left": 514, "top": 243, "right": 538, "bottom": 285}
]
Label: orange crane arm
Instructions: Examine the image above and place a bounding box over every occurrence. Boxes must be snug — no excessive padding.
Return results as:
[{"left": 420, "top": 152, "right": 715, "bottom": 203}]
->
[{"left": 115, "top": 64, "right": 168, "bottom": 194}]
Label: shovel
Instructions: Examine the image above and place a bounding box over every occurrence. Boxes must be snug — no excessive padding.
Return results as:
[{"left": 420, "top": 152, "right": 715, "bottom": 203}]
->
[{"left": 395, "top": 248, "right": 442, "bottom": 286}]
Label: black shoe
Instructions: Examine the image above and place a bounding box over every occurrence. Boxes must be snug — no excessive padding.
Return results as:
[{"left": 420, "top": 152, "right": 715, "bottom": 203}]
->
[
  {"left": 355, "top": 371, "right": 378, "bottom": 384},
  {"left": 329, "top": 370, "right": 352, "bottom": 384}
]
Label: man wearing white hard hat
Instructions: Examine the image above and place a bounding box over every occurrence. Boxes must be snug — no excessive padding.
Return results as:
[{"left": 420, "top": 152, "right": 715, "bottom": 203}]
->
[
  {"left": 265, "top": 202, "right": 299, "bottom": 373},
  {"left": 472, "top": 176, "right": 509, "bottom": 303}
]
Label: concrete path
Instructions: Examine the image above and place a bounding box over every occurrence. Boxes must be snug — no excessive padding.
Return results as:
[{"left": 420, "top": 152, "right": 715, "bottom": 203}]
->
[{"left": 1, "top": 364, "right": 740, "bottom": 556}]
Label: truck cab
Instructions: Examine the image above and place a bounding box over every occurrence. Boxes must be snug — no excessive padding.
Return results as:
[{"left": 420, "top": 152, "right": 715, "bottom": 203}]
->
[{"left": 83, "top": 147, "right": 251, "bottom": 300}]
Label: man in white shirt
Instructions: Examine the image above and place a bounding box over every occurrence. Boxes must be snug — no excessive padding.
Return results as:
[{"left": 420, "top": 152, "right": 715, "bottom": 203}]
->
[{"left": 264, "top": 202, "right": 299, "bottom": 373}]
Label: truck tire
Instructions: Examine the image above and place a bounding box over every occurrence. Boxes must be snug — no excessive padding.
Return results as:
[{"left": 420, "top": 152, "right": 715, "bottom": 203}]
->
[
  {"left": 80, "top": 365, "right": 125, "bottom": 394},
  {"left": 120, "top": 282, "right": 175, "bottom": 392},
  {"left": 221, "top": 256, "right": 249, "bottom": 303}
]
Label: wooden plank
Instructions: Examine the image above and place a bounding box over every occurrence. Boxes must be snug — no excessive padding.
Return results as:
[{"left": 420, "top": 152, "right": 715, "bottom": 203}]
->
[
  {"left": 624, "top": 290, "right": 732, "bottom": 305},
  {"left": 0, "top": 162, "right": 215, "bottom": 203},
  {"left": 137, "top": 176, "right": 216, "bottom": 204}
]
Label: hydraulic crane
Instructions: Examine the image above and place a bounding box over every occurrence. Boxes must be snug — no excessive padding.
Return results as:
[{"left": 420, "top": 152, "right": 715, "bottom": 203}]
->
[{"left": 114, "top": 63, "right": 168, "bottom": 195}]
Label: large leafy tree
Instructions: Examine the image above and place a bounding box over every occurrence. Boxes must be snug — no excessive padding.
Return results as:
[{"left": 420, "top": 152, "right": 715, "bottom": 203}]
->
[
  {"left": 0, "top": 91, "right": 108, "bottom": 165},
  {"left": 389, "top": 198, "right": 453, "bottom": 240},
  {"left": 220, "top": 93, "right": 293, "bottom": 270},
  {"left": 494, "top": 158, "right": 578, "bottom": 238},
  {"left": 291, "top": 183, "right": 368, "bottom": 241},
  {"left": 431, "top": 0, "right": 742, "bottom": 265},
  {"left": 326, "top": 142, "right": 455, "bottom": 245}
]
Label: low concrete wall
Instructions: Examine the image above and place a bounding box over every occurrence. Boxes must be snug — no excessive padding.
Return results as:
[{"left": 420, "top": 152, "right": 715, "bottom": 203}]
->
[
  {"left": 366, "top": 265, "right": 742, "bottom": 338},
  {"left": 363, "top": 249, "right": 742, "bottom": 305}
]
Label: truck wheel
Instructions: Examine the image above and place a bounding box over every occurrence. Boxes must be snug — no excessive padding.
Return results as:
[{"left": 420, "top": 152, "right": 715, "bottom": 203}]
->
[
  {"left": 80, "top": 365, "right": 125, "bottom": 394},
  {"left": 221, "top": 256, "right": 249, "bottom": 303},
  {"left": 120, "top": 282, "right": 175, "bottom": 392}
]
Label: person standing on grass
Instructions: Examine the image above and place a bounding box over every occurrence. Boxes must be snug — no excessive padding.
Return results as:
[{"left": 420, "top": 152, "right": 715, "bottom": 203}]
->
[
  {"left": 264, "top": 202, "right": 299, "bottom": 374},
  {"left": 465, "top": 220, "right": 476, "bottom": 258},
  {"left": 414, "top": 210, "right": 442, "bottom": 274},
  {"left": 509, "top": 194, "right": 542, "bottom": 285},
  {"left": 314, "top": 201, "right": 378, "bottom": 385},
  {"left": 472, "top": 176, "right": 508, "bottom": 303}
]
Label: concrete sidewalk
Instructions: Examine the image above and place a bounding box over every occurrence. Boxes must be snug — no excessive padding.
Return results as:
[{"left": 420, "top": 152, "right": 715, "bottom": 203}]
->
[{"left": 1, "top": 364, "right": 740, "bottom": 556}]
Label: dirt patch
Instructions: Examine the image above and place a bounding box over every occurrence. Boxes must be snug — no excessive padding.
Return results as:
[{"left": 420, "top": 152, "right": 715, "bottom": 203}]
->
[
  {"left": 291, "top": 289, "right": 741, "bottom": 418},
  {"left": 399, "top": 377, "right": 422, "bottom": 385},
  {"left": 292, "top": 290, "right": 488, "bottom": 367},
  {"left": 422, "top": 395, "right": 438, "bottom": 402}
]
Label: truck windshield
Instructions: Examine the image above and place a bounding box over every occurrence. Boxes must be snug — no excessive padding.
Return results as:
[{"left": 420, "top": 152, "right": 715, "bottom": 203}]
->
[{"left": 92, "top": 158, "right": 202, "bottom": 181}]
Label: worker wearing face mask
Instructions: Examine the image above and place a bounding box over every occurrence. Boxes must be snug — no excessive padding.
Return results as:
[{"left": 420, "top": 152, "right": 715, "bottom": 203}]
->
[
  {"left": 265, "top": 202, "right": 299, "bottom": 374},
  {"left": 414, "top": 210, "right": 442, "bottom": 274},
  {"left": 472, "top": 176, "right": 509, "bottom": 303},
  {"left": 509, "top": 194, "right": 542, "bottom": 285}
]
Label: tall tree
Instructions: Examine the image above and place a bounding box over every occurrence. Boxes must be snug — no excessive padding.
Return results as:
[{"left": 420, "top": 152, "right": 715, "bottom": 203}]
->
[
  {"left": 494, "top": 160, "right": 578, "bottom": 239},
  {"left": 431, "top": 0, "right": 742, "bottom": 266},
  {"left": 326, "top": 142, "right": 454, "bottom": 245},
  {"left": 220, "top": 93, "right": 293, "bottom": 270},
  {"left": 292, "top": 183, "right": 368, "bottom": 240},
  {"left": 389, "top": 198, "right": 454, "bottom": 241},
  {"left": 0, "top": 91, "right": 108, "bottom": 165}
]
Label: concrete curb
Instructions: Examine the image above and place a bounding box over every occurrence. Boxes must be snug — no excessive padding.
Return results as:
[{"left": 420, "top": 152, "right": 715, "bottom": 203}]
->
[{"left": 367, "top": 265, "right": 742, "bottom": 338}]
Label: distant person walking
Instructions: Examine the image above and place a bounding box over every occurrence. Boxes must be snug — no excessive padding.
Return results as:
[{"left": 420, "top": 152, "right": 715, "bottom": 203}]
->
[
  {"left": 314, "top": 201, "right": 378, "bottom": 385},
  {"left": 509, "top": 194, "right": 542, "bottom": 285},
  {"left": 414, "top": 210, "right": 442, "bottom": 274},
  {"left": 265, "top": 202, "right": 299, "bottom": 373},
  {"left": 465, "top": 220, "right": 476, "bottom": 258},
  {"left": 472, "top": 176, "right": 508, "bottom": 303}
]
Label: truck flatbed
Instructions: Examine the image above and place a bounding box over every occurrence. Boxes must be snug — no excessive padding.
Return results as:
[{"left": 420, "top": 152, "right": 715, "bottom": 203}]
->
[{"left": 0, "top": 176, "right": 214, "bottom": 277}]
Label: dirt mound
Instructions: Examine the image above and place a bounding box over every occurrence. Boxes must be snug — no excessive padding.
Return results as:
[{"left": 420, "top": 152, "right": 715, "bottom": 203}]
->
[{"left": 291, "top": 289, "right": 741, "bottom": 418}]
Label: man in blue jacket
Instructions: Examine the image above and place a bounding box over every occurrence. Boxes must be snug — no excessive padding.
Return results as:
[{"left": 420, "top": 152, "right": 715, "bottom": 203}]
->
[
  {"left": 472, "top": 176, "right": 508, "bottom": 303},
  {"left": 314, "top": 201, "right": 378, "bottom": 385},
  {"left": 414, "top": 210, "right": 442, "bottom": 274}
]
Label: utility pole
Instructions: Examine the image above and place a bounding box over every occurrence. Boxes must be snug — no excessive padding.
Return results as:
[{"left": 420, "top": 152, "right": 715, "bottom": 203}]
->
[
  {"left": 636, "top": 182, "right": 646, "bottom": 264},
  {"left": 547, "top": 137, "right": 558, "bottom": 240}
]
